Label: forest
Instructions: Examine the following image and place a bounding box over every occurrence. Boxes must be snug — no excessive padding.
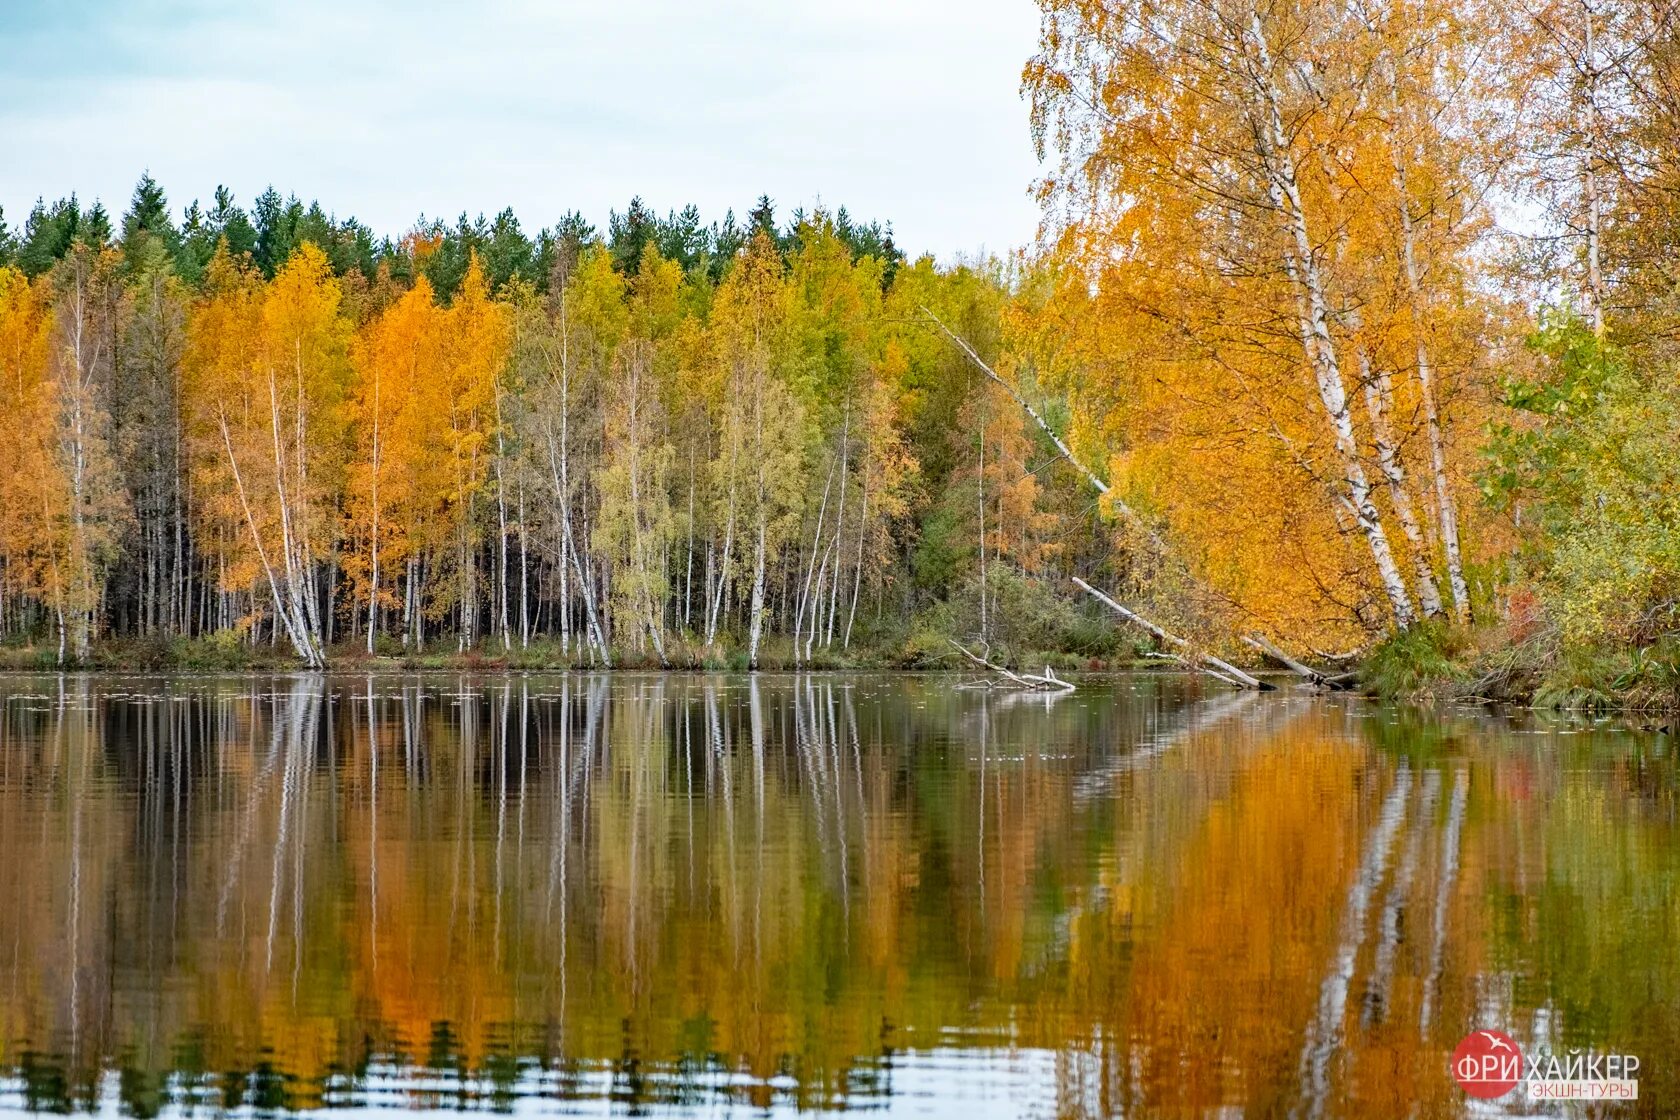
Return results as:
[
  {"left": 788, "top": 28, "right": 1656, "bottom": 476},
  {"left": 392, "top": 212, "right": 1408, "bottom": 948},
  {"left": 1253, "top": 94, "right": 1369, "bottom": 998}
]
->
[
  {"left": 0, "top": 183, "right": 1112, "bottom": 670},
  {"left": 4, "top": 0, "right": 1680, "bottom": 703}
]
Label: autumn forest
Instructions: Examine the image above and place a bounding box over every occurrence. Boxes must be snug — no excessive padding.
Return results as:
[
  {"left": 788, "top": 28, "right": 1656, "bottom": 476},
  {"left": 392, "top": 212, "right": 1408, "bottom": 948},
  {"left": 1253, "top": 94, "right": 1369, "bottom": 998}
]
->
[
  {"left": 0, "top": 188, "right": 1079, "bottom": 670},
  {"left": 5, "top": 0, "right": 1680, "bottom": 699}
]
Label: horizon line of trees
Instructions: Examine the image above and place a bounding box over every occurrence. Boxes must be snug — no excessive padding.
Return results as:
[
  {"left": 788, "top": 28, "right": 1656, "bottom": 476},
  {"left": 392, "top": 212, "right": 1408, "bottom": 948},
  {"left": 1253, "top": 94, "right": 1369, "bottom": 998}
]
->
[{"left": 0, "top": 180, "right": 904, "bottom": 298}]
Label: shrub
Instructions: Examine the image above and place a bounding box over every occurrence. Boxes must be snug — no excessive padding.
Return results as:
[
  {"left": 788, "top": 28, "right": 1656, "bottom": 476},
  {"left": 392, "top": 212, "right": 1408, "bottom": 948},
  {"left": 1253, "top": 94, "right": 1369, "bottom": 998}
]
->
[
  {"left": 1359, "top": 622, "right": 1468, "bottom": 700},
  {"left": 1485, "top": 314, "right": 1680, "bottom": 648}
]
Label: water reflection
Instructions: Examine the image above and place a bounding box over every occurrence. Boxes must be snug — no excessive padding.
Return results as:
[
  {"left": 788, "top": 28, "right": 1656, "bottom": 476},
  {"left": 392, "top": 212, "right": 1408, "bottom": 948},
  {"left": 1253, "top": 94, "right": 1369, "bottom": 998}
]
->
[{"left": 0, "top": 673, "right": 1674, "bottom": 1116}]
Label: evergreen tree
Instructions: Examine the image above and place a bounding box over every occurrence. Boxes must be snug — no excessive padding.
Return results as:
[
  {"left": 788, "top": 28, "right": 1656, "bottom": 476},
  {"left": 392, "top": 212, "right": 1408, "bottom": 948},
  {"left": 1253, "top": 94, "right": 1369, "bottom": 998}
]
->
[
  {"left": 710, "top": 209, "right": 745, "bottom": 281},
  {"left": 293, "top": 202, "right": 337, "bottom": 262},
  {"left": 483, "top": 207, "right": 536, "bottom": 293},
  {"left": 414, "top": 214, "right": 475, "bottom": 300},
  {"left": 81, "top": 202, "right": 113, "bottom": 248},
  {"left": 121, "top": 172, "right": 182, "bottom": 274},
  {"left": 747, "top": 194, "right": 776, "bottom": 239},
  {"left": 181, "top": 186, "right": 259, "bottom": 281},
  {"left": 608, "top": 196, "right": 656, "bottom": 274},
  {"left": 253, "top": 186, "right": 302, "bottom": 276},
  {"left": 657, "top": 204, "right": 707, "bottom": 271},
  {"left": 16, "top": 196, "right": 81, "bottom": 276},
  {"left": 336, "top": 218, "right": 378, "bottom": 280},
  {"left": 211, "top": 186, "right": 259, "bottom": 259}
]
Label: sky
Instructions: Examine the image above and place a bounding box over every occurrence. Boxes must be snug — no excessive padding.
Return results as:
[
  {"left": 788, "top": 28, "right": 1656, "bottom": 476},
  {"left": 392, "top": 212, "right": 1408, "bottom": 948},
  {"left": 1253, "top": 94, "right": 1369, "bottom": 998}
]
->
[{"left": 0, "top": 0, "right": 1047, "bottom": 261}]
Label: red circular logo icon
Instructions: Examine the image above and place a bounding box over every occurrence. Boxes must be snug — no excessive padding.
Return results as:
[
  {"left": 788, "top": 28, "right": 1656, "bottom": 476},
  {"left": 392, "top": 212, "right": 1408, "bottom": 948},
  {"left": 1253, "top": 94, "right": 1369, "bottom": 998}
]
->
[{"left": 1451, "top": 1030, "right": 1524, "bottom": 1099}]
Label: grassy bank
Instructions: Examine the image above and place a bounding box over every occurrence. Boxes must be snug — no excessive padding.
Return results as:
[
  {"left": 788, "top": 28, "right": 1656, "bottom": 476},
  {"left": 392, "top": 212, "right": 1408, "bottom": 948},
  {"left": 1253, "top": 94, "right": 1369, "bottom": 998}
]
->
[
  {"left": 1358, "top": 622, "right": 1680, "bottom": 715},
  {"left": 18, "top": 621, "right": 1676, "bottom": 720}
]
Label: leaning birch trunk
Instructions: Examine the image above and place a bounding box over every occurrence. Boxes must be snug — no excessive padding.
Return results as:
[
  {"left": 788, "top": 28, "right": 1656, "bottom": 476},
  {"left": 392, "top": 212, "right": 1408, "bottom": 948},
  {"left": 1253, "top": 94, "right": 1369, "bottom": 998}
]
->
[
  {"left": 1388, "top": 78, "right": 1470, "bottom": 622},
  {"left": 745, "top": 365, "right": 771, "bottom": 670},
  {"left": 291, "top": 345, "right": 325, "bottom": 653},
  {"left": 825, "top": 405, "right": 849, "bottom": 648},
  {"left": 843, "top": 473, "right": 870, "bottom": 649},
  {"left": 977, "top": 408, "right": 987, "bottom": 643},
  {"left": 706, "top": 481, "right": 736, "bottom": 647},
  {"left": 218, "top": 411, "right": 320, "bottom": 667},
  {"left": 63, "top": 272, "right": 95, "bottom": 661},
  {"left": 545, "top": 424, "right": 608, "bottom": 666},
  {"left": 806, "top": 519, "right": 843, "bottom": 661},
  {"left": 553, "top": 288, "right": 607, "bottom": 664},
  {"left": 1073, "top": 577, "right": 1270, "bottom": 690},
  {"left": 265, "top": 368, "right": 309, "bottom": 650},
  {"left": 623, "top": 368, "right": 668, "bottom": 668},
  {"left": 1246, "top": 11, "right": 1415, "bottom": 628},
  {"left": 684, "top": 446, "right": 696, "bottom": 632},
  {"left": 1354, "top": 338, "right": 1444, "bottom": 619},
  {"left": 493, "top": 388, "right": 511, "bottom": 651},
  {"left": 517, "top": 475, "right": 529, "bottom": 647},
  {"left": 793, "top": 459, "right": 835, "bottom": 663},
  {"left": 920, "top": 307, "right": 1170, "bottom": 556},
  {"left": 1241, "top": 634, "right": 1353, "bottom": 689}
]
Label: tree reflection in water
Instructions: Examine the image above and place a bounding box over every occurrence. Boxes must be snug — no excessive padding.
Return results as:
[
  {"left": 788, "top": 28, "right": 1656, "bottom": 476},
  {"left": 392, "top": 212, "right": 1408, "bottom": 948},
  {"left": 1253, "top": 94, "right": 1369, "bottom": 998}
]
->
[{"left": 0, "top": 673, "right": 1674, "bottom": 1117}]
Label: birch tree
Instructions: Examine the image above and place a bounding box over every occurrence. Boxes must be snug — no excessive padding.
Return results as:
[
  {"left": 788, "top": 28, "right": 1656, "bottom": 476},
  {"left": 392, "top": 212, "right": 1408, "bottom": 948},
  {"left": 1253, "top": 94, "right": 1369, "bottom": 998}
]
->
[
  {"left": 1025, "top": 0, "right": 1498, "bottom": 640},
  {"left": 46, "top": 246, "right": 128, "bottom": 661},
  {"left": 185, "top": 243, "right": 351, "bottom": 666}
]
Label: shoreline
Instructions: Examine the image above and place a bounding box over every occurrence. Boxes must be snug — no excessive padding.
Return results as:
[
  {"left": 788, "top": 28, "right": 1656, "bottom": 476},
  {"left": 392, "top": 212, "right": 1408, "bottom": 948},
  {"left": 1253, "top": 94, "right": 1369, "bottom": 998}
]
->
[
  {"left": 0, "top": 638, "right": 1143, "bottom": 677},
  {"left": 8, "top": 635, "right": 1677, "bottom": 719}
]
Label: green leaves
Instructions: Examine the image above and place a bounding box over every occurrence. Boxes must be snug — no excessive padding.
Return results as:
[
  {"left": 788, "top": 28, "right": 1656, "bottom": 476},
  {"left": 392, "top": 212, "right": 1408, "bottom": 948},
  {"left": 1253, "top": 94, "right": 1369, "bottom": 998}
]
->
[
  {"left": 1484, "top": 309, "right": 1680, "bottom": 644},
  {"left": 1503, "top": 311, "right": 1626, "bottom": 417}
]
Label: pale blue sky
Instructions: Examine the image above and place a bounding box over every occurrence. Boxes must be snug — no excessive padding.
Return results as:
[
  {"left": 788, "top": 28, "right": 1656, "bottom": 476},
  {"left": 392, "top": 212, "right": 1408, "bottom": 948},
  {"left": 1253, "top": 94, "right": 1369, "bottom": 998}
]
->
[{"left": 0, "top": 0, "right": 1046, "bottom": 259}]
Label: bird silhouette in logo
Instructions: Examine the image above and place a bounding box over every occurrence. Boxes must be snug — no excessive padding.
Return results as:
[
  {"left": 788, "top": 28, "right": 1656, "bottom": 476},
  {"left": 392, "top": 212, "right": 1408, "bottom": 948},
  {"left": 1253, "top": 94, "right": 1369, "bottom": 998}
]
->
[{"left": 1480, "top": 1032, "right": 1516, "bottom": 1054}]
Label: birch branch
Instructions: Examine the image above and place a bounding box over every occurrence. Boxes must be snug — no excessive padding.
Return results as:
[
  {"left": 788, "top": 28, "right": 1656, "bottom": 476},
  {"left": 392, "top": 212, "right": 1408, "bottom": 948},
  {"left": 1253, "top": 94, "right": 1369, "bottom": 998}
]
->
[
  {"left": 918, "top": 306, "right": 1167, "bottom": 552},
  {"left": 1073, "top": 577, "right": 1271, "bottom": 691},
  {"left": 1142, "top": 651, "right": 1247, "bottom": 690},
  {"left": 920, "top": 306, "right": 1108, "bottom": 495},
  {"left": 1242, "top": 634, "right": 1353, "bottom": 689},
  {"left": 949, "top": 641, "right": 1077, "bottom": 692}
]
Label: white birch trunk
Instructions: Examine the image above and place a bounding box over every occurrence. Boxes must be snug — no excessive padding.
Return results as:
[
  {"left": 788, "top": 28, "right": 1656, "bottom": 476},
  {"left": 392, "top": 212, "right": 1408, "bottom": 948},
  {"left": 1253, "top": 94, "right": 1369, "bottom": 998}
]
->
[
  {"left": 1354, "top": 340, "right": 1445, "bottom": 619},
  {"left": 1247, "top": 11, "right": 1416, "bottom": 627},
  {"left": 747, "top": 515, "right": 768, "bottom": 669},
  {"left": 366, "top": 364, "right": 381, "bottom": 653},
  {"left": 793, "top": 460, "right": 836, "bottom": 662},
  {"left": 844, "top": 472, "right": 869, "bottom": 650},
  {"left": 1393, "top": 153, "right": 1471, "bottom": 622}
]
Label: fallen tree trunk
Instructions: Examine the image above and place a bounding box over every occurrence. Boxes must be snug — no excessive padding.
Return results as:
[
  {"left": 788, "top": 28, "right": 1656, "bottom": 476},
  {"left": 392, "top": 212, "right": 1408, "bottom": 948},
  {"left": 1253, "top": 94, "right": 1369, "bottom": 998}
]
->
[
  {"left": 920, "top": 312, "right": 1305, "bottom": 687},
  {"left": 949, "top": 641, "right": 1077, "bottom": 692},
  {"left": 1073, "top": 577, "right": 1272, "bottom": 691},
  {"left": 1242, "top": 634, "right": 1354, "bottom": 689}
]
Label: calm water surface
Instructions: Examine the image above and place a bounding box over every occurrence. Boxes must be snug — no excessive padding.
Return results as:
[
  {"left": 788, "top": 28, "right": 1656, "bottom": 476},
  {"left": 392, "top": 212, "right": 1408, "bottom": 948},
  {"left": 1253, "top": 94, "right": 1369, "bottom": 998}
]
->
[{"left": 0, "top": 672, "right": 1673, "bottom": 1117}]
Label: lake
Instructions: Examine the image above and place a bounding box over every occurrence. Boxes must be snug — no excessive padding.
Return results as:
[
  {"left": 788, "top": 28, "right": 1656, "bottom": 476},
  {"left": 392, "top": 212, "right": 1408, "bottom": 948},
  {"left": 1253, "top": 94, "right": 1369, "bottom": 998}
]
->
[{"left": 0, "top": 672, "right": 1672, "bottom": 1117}]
